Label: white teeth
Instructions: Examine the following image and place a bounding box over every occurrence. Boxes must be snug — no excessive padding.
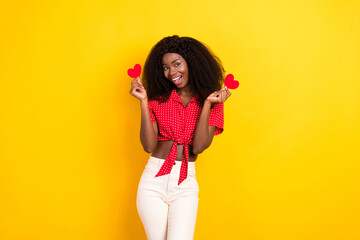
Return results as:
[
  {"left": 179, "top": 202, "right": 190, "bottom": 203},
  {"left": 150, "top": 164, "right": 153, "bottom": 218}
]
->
[{"left": 172, "top": 76, "right": 181, "bottom": 81}]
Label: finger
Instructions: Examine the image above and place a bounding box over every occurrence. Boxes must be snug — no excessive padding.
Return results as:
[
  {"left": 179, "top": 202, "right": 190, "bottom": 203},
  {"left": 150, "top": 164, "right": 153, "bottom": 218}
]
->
[
  {"left": 221, "top": 91, "right": 226, "bottom": 102},
  {"left": 131, "top": 84, "right": 140, "bottom": 91},
  {"left": 132, "top": 80, "right": 143, "bottom": 89},
  {"left": 130, "top": 87, "right": 137, "bottom": 95},
  {"left": 226, "top": 92, "right": 231, "bottom": 100},
  {"left": 136, "top": 77, "right": 143, "bottom": 86},
  {"left": 226, "top": 88, "right": 231, "bottom": 97},
  {"left": 224, "top": 93, "right": 230, "bottom": 101},
  {"left": 131, "top": 80, "right": 139, "bottom": 87},
  {"left": 225, "top": 87, "right": 230, "bottom": 94},
  {"left": 136, "top": 86, "right": 144, "bottom": 91},
  {"left": 217, "top": 91, "right": 223, "bottom": 102},
  {"left": 132, "top": 85, "right": 143, "bottom": 92},
  {"left": 224, "top": 91, "right": 231, "bottom": 101},
  {"left": 219, "top": 89, "right": 225, "bottom": 99}
]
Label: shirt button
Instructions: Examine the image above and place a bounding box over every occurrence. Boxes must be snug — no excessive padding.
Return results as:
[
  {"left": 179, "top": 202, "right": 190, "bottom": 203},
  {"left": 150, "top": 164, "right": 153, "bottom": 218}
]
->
[{"left": 173, "top": 162, "right": 176, "bottom": 165}]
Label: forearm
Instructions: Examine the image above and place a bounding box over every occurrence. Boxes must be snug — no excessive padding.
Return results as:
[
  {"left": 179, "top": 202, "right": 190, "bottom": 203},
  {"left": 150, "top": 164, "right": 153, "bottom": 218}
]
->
[
  {"left": 139, "top": 99, "right": 158, "bottom": 153},
  {"left": 192, "top": 100, "right": 215, "bottom": 154}
]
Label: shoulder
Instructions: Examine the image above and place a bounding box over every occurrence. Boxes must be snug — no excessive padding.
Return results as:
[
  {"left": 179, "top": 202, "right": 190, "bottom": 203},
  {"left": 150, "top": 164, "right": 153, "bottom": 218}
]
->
[
  {"left": 148, "top": 99, "right": 158, "bottom": 105},
  {"left": 148, "top": 99, "right": 159, "bottom": 111},
  {"left": 148, "top": 95, "right": 171, "bottom": 109}
]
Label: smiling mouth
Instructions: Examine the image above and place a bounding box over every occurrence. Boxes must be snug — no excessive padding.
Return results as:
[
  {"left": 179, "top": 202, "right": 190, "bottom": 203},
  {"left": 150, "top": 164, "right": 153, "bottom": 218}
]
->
[{"left": 172, "top": 75, "right": 182, "bottom": 85}]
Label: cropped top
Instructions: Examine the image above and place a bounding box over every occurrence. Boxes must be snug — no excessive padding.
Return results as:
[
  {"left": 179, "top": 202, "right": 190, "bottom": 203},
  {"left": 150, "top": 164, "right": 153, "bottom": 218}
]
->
[{"left": 148, "top": 88, "right": 224, "bottom": 185}]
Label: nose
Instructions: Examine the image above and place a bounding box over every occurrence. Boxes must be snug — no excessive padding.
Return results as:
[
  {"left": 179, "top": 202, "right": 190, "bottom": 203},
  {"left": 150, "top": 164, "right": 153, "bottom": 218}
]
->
[{"left": 169, "top": 67, "right": 177, "bottom": 76}]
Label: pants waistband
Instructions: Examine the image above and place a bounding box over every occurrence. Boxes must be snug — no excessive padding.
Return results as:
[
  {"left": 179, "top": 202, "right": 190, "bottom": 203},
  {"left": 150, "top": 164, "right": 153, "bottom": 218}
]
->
[{"left": 148, "top": 156, "right": 196, "bottom": 169}]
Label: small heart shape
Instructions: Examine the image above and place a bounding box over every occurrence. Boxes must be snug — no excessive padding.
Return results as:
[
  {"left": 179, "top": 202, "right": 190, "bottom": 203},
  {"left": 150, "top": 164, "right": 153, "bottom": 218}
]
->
[
  {"left": 127, "top": 64, "right": 142, "bottom": 78},
  {"left": 224, "top": 74, "right": 239, "bottom": 89}
]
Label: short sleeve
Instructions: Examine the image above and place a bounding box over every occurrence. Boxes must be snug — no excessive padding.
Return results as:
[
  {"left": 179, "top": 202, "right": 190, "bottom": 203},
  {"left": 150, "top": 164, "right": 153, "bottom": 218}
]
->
[
  {"left": 148, "top": 100, "right": 157, "bottom": 123},
  {"left": 209, "top": 102, "right": 224, "bottom": 135}
]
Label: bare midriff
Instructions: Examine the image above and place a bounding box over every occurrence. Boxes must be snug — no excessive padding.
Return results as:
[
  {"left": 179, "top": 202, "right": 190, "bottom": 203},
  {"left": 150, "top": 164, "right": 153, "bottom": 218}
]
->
[{"left": 151, "top": 140, "right": 198, "bottom": 162}]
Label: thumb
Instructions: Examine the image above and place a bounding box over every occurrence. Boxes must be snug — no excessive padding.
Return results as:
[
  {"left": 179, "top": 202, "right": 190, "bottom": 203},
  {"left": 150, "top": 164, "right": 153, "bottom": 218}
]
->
[{"left": 136, "top": 77, "right": 143, "bottom": 86}]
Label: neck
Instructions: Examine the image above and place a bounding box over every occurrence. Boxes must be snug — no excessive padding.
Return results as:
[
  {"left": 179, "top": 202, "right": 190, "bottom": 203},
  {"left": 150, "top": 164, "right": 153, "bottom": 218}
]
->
[{"left": 176, "top": 85, "right": 193, "bottom": 97}]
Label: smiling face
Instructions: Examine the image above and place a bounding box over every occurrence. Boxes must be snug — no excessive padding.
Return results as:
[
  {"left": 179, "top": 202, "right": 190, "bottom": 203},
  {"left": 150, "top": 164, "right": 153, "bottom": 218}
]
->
[{"left": 162, "top": 53, "right": 189, "bottom": 89}]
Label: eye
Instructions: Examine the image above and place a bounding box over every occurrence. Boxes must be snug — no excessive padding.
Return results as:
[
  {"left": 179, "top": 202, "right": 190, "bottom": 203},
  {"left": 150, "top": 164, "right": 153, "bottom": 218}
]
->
[
  {"left": 175, "top": 62, "right": 181, "bottom": 67},
  {"left": 163, "top": 66, "right": 169, "bottom": 71}
]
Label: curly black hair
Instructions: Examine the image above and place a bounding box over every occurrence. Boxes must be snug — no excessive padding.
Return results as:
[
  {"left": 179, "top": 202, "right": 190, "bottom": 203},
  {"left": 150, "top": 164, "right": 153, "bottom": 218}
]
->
[{"left": 142, "top": 35, "right": 225, "bottom": 103}]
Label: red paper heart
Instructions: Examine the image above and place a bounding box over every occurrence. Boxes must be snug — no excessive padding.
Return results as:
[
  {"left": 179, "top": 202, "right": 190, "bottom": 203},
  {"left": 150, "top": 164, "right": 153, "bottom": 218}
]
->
[
  {"left": 224, "top": 74, "right": 239, "bottom": 89},
  {"left": 127, "top": 64, "right": 142, "bottom": 78}
]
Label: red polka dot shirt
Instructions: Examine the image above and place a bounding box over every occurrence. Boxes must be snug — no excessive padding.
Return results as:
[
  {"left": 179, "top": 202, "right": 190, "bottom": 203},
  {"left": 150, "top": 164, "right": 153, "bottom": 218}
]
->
[{"left": 148, "top": 88, "right": 224, "bottom": 185}]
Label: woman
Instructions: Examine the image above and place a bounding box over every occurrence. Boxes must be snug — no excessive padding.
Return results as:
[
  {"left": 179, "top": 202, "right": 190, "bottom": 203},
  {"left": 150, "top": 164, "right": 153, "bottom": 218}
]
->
[{"left": 130, "top": 35, "right": 231, "bottom": 240}]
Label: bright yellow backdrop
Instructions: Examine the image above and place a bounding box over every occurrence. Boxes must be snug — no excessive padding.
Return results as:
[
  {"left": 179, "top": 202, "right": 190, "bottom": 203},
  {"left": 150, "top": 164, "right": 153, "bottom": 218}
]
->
[{"left": 1, "top": 0, "right": 359, "bottom": 239}]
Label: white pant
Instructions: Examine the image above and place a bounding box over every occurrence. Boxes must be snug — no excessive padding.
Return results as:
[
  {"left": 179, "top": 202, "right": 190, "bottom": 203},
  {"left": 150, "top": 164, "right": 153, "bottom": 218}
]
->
[{"left": 137, "top": 156, "right": 199, "bottom": 240}]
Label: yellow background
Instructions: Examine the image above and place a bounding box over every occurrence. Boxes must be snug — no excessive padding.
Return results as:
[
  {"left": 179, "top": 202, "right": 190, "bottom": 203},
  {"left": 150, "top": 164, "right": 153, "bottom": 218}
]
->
[{"left": 1, "top": 0, "right": 359, "bottom": 239}]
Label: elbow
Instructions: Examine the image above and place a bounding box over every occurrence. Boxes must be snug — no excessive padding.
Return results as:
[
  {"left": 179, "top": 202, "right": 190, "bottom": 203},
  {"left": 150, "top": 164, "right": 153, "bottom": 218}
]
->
[
  {"left": 192, "top": 144, "right": 209, "bottom": 155},
  {"left": 143, "top": 147, "right": 152, "bottom": 153},
  {"left": 142, "top": 142, "right": 157, "bottom": 153},
  {"left": 192, "top": 148, "right": 203, "bottom": 155},
  {"left": 143, "top": 145, "right": 155, "bottom": 153}
]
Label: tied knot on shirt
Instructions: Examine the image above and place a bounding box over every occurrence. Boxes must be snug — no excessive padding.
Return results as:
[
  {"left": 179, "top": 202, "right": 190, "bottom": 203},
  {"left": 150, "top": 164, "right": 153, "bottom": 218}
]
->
[{"left": 155, "top": 138, "right": 191, "bottom": 185}]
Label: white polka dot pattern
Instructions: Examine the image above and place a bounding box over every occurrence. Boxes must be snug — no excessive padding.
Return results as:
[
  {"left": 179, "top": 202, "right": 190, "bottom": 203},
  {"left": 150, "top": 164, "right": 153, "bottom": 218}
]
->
[{"left": 148, "top": 89, "right": 224, "bottom": 185}]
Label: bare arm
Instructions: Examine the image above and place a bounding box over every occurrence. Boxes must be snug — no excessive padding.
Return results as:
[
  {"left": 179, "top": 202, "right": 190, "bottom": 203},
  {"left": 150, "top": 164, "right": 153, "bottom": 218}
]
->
[
  {"left": 139, "top": 99, "right": 158, "bottom": 153},
  {"left": 192, "top": 86, "right": 231, "bottom": 154},
  {"left": 130, "top": 77, "right": 158, "bottom": 153},
  {"left": 192, "top": 100, "right": 216, "bottom": 154}
]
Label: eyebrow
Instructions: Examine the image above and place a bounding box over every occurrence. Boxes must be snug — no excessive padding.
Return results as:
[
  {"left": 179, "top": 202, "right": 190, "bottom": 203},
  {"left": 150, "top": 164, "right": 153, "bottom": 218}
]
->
[{"left": 162, "top": 59, "right": 180, "bottom": 65}]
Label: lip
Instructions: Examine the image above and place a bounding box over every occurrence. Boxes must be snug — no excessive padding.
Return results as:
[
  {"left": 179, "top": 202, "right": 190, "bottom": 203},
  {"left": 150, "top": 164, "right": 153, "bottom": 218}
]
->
[{"left": 171, "top": 75, "right": 182, "bottom": 85}]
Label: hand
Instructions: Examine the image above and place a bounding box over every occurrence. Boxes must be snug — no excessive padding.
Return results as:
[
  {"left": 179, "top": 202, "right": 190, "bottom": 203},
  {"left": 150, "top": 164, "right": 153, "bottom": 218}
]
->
[
  {"left": 205, "top": 86, "right": 231, "bottom": 104},
  {"left": 130, "top": 77, "right": 148, "bottom": 101}
]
